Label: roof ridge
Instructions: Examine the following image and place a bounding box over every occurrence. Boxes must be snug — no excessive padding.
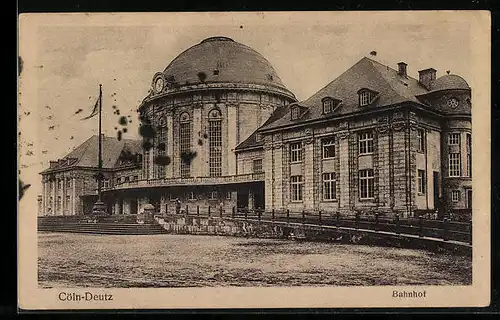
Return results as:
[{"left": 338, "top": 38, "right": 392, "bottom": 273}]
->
[
  {"left": 300, "top": 57, "right": 370, "bottom": 105},
  {"left": 365, "top": 56, "right": 421, "bottom": 83}
]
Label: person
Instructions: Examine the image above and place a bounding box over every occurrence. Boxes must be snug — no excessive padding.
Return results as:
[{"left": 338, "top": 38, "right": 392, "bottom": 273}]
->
[{"left": 175, "top": 198, "right": 181, "bottom": 215}]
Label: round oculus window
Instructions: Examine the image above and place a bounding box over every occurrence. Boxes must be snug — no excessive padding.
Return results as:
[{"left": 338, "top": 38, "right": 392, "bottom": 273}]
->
[
  {"left": 447, "top": 98, "right": 459, "bottom": 108},
  {"left": 154, "top": 77, "right": 164, "bottom": 94}
]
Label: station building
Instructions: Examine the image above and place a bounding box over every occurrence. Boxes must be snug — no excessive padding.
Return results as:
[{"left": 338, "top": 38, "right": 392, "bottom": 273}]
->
[{"left": 38, "top": 36, "right": 472, "bottom": 218}]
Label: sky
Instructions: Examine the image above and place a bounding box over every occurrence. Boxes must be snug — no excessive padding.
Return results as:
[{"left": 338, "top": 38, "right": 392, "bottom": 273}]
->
[{"left": 18, "top": 11, "right": 487, "bottom": 205}]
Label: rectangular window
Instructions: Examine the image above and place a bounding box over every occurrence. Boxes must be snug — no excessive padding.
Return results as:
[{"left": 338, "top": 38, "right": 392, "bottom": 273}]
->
[
  {"left": 359, "top": 169, "right": 374, "bottom": 199},
  {"left": 187, "top": 192, "right": 196, "bottom": 201},
  {"left": 322, "top": 138, "right": 336, "bottom": 159},
  {"left": 449, "top": 153, "right": 461, "bottom": 177},
  {"left": 209, "top": 190, "right": 218, "bottom": 200},
  {"left": 252, "top": 159, "right": 263, "bottom": 173},
  {"left": 448, "top": 133, "right": 460, "bottom": 145},
  {"left": 358, "top": 131, "right": 374, "bottom": 155},
  {"left": 466, "top": 133, "right": 472, "bottom": 177},
  {"left": 322, "top": 172, "right": 337, "bottom": 200},
  {"left": 417, "top": 170, "right": 426, "bottom": 194},
  {"left": 290, "top": 175, "right": 303, "bottom": 202},
  {"left": 290, "top": 142, "right": 303, "bottom": 163},
  {"left": 359, "top": 91, "right": 370, "bottom": 106},
  {"left": 57, "top": 196, "right": 62, "bottom": 211},
  {"left": 209, "top": 119, "right": 222, "bottom": 177},
  {"left": 103, "top": 179, "right": 110, "bottom": 188},
  {"left": 133, "top": 175, "right": 138, "bottom": 181},
  {"left": 417, "top": 129, "right": 425, "bottom": 152},
  {"left": 323, "top": 100, "right": 334, "bottom": 114},
  {"left": 226, "top": 191, "right": 231, "bottom": 200},
  {"left": 291, "top": 107, "right": 300, "bottom": 120},
  {"left": 116, "top": 177, "right": 121, "bottom": 184},
  {"left": 124, "top": 176, "right": 130, "bottom": 182},
  {"left": 180, "top": 122, "right": 191, "bottom": 178},
  {"left": 451, "top": 190, "right": 460, "bottom": 202},
  {"left": 66, "top": 195, "right": 71, "bottom": 210}
]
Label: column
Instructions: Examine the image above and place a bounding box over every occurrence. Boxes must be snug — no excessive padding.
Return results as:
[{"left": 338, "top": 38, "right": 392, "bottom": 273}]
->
[
  {"left": 248, "top": 189, "right": 254, "bottom": 210},
  {"left": 123, "top": 198, "right": 131, "bottom": 215},
  {"left": 338, "top": 133, "right": 350, "bottom": 213},
  {"left": 377, "top": 125, "right": 391, "bottom": 211},
  {"left": 52, "top": 179, "right": 56, "bottom": 215},
  {"left": 72, "top": 177, "right": 76, "bottom": 215},
  {"left": 160, "top": 195, "right": 166, "bottom": 214},
  {"left": 274, "top": 145, "right": 283, "bottom": 210},
  {"left": 227, "top": 102, "right": 238, "bottom": 176},
  {"left": 263, "top": 144, "right": 274, "bottom": 211},
  {"left": 61, "top": 178, "right": 66, "bottom": 216},
  {"left": 41, "top": 180, "right": 46, "bottom": 215},
  {"left": 192, "top": 104, "right": 203, "bottom": 177},
  {"left": 304, "top": 140, "right": 315, "bottom": 209}
]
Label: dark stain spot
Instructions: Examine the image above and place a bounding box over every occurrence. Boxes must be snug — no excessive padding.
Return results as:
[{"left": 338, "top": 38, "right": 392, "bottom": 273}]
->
[
  {"left": 180, "top": 151, "right": 197, "bottom": 165},
  {"left": 198, "top": 139, "right": 203, "bottom": 146},
  {"left": 119, "top": 116, "right": 127, "bottom": 126},
  {"left": 118, "top": 150, "right": 141, "bottom": 165},
  {"left": 157, "top": 142, "right": 166, "bottom": 151},
  {"left": 139, "top": 123, "right": 156, "bottom": 139},
  {"left": 114, "top": 127, "right": 118, "bottom": 130},
  {"left": 142, "top": 140, "right": 153, "bottom": 151},
  {"left": 48, "top": 126, "right": 55, "bottom": 130},
  {"left": 112, "top": 105, "right": 117, "bottom": 109},
  {"left": 45, "top": 105, "right": 51, "bottom": 109},
  {"left": 24, "top": 111, "right": 30, "bottom": 116},
  {"left": 203, "top": 133, "right": 208, "bottom": 139},
  {"left": 75, "top": 109, "right": 83, "bottom": 115},
  {"left": 113, "top": 78, "right": 116, "bottom": 81},
  {"left": 240, "top": 25, "right": 243, "bottom": 29},
  {"left": 117, "top": 130, "right": 122, "bottom": 141},
  {"left": 26, "top": 151, "right": 33, "bottom": 156},
  {"left": 19, "top": 179, "right": 31, "bottom": 200},
  {"left": 154, "top": 155, "right": 171, "bottom": 166},
  {"left": 123, "top": 128, "right": 128, "bottom": 133},
  {"left": 197, "top": 72, "right": 207, "bottom": 83},
  {"left": 70, "top": 136, "right": 74, "bottom": 140},
  {"left": 129, "top": 120, "right": 133, "bottom": 123},
  {"left": 18, "top": 56, "right": 23, "bottom": 76}
]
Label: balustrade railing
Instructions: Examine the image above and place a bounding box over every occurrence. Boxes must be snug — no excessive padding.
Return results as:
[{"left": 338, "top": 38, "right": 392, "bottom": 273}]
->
[
  {"left": 153, "top": 207, "right": 472, "bottom": 244},
  {"left": 104, "top": 172, "right": 265, "bottom": 190}
]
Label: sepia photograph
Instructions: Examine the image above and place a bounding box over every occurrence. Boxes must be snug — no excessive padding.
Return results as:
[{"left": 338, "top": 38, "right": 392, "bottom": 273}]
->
[{"left": 17, "top": 11, "right": 491, "bottom": 309}]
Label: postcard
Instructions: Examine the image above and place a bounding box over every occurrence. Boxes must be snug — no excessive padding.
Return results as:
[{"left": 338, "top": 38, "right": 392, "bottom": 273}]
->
[{"left": 18, "top": 11, "right": 491, "bottom": 310}]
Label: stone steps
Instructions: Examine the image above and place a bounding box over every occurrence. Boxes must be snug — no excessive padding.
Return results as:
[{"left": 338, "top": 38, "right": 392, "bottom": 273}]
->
[{"left": 37, "top": 221, "right": 167, "bottom": 235}]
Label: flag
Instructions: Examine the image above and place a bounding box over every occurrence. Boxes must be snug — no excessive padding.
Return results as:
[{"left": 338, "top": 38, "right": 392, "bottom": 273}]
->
[{"left": 81, "top": 90, "right": 101, "bottom": 120}]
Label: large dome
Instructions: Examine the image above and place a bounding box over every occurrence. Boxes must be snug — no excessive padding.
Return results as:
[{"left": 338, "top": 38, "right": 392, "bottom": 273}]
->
[
  {"left": 429, "top": 74, "right": 470, "bottom": 92},
  {"left": 162, "top": 36, "right": 290, "bottom": 92}
]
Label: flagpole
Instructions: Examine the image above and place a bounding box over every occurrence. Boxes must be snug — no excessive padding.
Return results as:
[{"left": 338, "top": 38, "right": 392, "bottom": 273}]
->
[
  {"left": 98, "top": 84, "right": 102, "bottom": 202},
  {"left": 92, "top": 83, "right": 107, "bottom": 215}
]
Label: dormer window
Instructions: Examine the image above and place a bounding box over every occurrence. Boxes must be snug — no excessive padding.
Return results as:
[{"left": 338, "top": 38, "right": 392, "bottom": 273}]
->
[
  {"left": 291, "top": 106, "right": 301, "bottom": 120},
  {"left": 322, "top": 97, "right": 341, "bottom": 114},
  {"left": 357, "top": 89, "right": 378, "bottom": 107},
  {"left": 255, "top": 133, "right": 262, "bottom": 142}
]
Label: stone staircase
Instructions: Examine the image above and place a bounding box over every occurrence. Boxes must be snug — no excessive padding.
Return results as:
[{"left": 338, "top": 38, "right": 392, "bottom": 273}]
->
[{"left": 37, "top": 215, "right": 168, "bottom": 235}]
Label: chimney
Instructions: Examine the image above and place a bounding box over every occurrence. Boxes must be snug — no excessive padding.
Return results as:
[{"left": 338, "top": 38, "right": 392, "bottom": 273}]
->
[
  {"left": 418, "top": 68, "right": 437, "bottom": 90},
  {"left": 397, "top": 62, "right": 407, "bottom": 78}
]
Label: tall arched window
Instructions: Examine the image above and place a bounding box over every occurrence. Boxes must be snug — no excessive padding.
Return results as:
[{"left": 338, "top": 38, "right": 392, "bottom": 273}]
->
[
  {"left": 179, "top": 112, "right": 191, "bottom": 178},
  {"left": 156, "top": 116, "right": 167, "bottom": 179},
  {"left": 208, "top": 109, "right": 222, "bottom": 177}
]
